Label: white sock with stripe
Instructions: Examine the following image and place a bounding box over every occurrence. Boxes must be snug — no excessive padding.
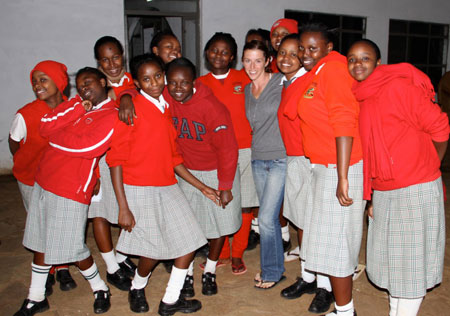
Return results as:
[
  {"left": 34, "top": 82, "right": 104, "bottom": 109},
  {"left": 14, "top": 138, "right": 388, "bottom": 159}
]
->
[
  {"left": 28, "top": 263, "right": 51, "bottom": 303},
  {"left": 131, "top": 270, "right": 151, "bottom": 290},
  {"left": 79, "top": 262, "right": 108, "bottom": 292},
  {"left": 101, "top": 250, "right": 120, "bottom": 274},
  {"left": 115, "top": 251, "right": 127, "bottom": 264},
  {"left": 162, "top": 266, "right": 188, "bottom": 304},
  {"left": 281, "top": 225, "right": 290, "bottom": 242},
  {"left": 396, "top": 297, "right": 423, "bottom": 316},
  {"left": 251, "top": 218, "right": 259, "bottom": 234},
  {"left": 187, "top": 261, "right": 194, "bottom": 276}
]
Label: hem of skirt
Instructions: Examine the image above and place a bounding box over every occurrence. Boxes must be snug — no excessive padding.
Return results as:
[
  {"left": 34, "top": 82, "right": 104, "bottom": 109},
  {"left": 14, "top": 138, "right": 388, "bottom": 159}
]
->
[
  {"left": 304, "top": 264, "right": 354, "bottom": 278},
  {"left": 116, "top": 242, "right": 207, "bottom": 260},
  {"left": 367, "top": 275, "right": 443, "bottom": 298},
  {"left": 87, "top": 213, "right": 118, "bottom": 224}
]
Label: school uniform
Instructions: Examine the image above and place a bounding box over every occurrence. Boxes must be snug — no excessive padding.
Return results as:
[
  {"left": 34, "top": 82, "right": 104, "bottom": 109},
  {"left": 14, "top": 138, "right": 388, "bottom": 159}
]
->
[
  {"left": 277, "top": 68, "right": 311, "bottom": 230},
  {"left": 292, "top": 52, "right": 365, "bottom": 278},
  {"left": 23, "top": 97, "right": 118, "bottom": 265},
  {"left": 106, "top": 91, "right": 207, "bottom": 259},
  {"left": 10, "top": 99, "right": 53, "bottom": 211},
  {"left": 353, "top": 63, "right": 449, "bottom": 298},
  {"left": 165, "top": 82, "right": 241, "bottom": 239}
]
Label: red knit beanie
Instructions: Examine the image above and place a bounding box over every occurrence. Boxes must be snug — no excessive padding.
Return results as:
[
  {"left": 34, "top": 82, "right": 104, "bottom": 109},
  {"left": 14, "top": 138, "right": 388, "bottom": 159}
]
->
[
  {"left": 30, "top": 60, "right": 69, "bottom": 94},
  {"left": 270, "top": 18, "right": 298, "bottom": 37}
]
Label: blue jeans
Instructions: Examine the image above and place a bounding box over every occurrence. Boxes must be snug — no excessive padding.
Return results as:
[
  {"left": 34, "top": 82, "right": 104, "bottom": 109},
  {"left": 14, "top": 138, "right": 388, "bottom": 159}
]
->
[{"left": 252, "top": 158, "right": 286, "bottom": 281}]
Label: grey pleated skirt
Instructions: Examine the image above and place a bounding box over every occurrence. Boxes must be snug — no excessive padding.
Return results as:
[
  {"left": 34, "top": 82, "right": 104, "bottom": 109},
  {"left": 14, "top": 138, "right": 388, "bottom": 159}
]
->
[
  {"left": 116, "top": 183, "right": 207, "bottom": 260},
  {"left": 283, "top": 156, "right": 312, "bottom": 230},
  {"left": 178, "top": 169, "right": 242, "bottom": 239},
  {"left": 23, "top": 183, "right": 91, "bottom": 265},
  {"left": 367, "top": 177, "right": 445, "bottom": 298},
  {"left": 18, "top": 180, "right": 34, "bottom": 212}
]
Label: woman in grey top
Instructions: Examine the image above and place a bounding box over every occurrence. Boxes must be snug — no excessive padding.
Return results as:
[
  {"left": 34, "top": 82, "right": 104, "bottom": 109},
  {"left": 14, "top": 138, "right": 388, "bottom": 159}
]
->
[{"left": 242, "top": 40, "right": 286, "bottom": 288}]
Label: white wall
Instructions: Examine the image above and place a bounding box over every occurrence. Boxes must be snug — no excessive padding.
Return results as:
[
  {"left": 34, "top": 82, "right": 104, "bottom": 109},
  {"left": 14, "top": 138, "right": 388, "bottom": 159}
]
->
[
  {"left": 0, "top": 0, "right": 124, "bottom": 174},
  {"left": 199, "top": 0, "right": 450, "bottom": 72}
]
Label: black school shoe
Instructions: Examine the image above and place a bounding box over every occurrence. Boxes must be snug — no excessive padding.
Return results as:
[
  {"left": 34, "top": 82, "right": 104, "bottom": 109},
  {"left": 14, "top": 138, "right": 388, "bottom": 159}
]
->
[
  {"left": 93, "top": 289, "right": 111, "bottom": 314},
  {"left": 320, "top": 309, "right": 357, "bottom": 316},
  {"left": 180, "top": 275, "right": 195, "bottom": 298},
  {"left": 56, "top": 269, "right": 77, "bottom": 291},
  {"left": 119, "top": 257, "right": 137, "bottom": 278},
  {"left": 283, "top": 239, "right": 292, "bottom": 253},
  {"left": 201, "top": 273, "right": 217, "bottom": 296},
  {"left": 14, "top": 298, "right": 49, "bottom": 316},
  {"left": 107, "top": 268, "right": 132, "bottom": 291},
  {"left": 246, "top": 230, "right": 260, "bottom": 250},
  {"left": 280, "top": 278, "right": 317, "bottom": 299},
  {"left": 158, "top": 297, "right": 202, "bottom": 316},
  {"left": 45, "top": 273, "right": 55, "bottom": 297},
  {"left": 308, "top": 288, "right": 335, "bottom": 314},
  {"left": 129, "top": 288, "right": 149, "bottom": 313}
]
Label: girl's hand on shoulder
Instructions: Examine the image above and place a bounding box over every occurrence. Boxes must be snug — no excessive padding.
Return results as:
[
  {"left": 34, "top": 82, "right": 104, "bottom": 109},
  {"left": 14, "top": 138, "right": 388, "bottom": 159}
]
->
[
  {"left": 119, "top": 94, "right": 137, "bottom": 125},
  {"left": 219, "top": 190, "right": 233, "bottom": 209},
  {"left": 82, "top": 100, "right": 93, "bottom": 112},
  {"left": 118, "top": 207, "right": 136, "bottom": 232},
  {"left": 336, "top": 178, "right": 353, "bottom": 207},
  {"left": 201, "top": 186, "right": 221, "bottom": 206}
]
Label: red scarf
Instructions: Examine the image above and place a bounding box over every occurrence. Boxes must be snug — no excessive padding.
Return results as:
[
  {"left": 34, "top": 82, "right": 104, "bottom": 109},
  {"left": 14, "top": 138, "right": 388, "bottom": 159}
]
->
[{"left": 352, "top": 63, "right": 436, "bottom": 199}]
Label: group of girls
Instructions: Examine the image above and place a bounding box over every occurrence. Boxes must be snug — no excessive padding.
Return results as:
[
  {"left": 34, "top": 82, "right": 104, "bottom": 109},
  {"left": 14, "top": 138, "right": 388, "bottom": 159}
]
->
[{"left": 9, "top": 16, "right": 447, "bottom": 316}]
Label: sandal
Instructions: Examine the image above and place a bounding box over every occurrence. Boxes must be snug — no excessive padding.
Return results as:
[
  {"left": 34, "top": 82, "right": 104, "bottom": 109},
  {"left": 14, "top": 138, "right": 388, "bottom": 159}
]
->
[
  {"left": 231, "top": 262, "right": 247, "bottom": 275},
  {"left": 254, "top": 275, "right": 286, "bottom": 290}
]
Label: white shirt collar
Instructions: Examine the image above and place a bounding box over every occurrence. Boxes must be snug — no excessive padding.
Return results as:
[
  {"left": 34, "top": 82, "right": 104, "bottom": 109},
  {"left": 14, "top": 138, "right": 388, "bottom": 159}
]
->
[
  {"left": 92, "top": 97, "right": 112, "bottom": 110},
  {"left": 140, "top": 90, "right": 168, "bottom": 113},
  {"left": 212, "top": 70, "right": 230, "bottom": 80},
  {"left": 279, "top": 67, "right": 308, "bottom": 85},
  {"left": 109, "top": 73, "right": 130, "bottom": 88}
]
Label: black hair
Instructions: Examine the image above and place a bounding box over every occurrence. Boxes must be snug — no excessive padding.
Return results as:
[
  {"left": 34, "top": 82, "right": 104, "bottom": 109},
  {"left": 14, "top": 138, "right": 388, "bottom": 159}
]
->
[
  {"left": 166, "top": 57, "right": 197, "bottom": 80},
  {"left": 245, "top": 29, "right": 264, "bottom": 42},
  {"left": 204, "top": 32, "right": 238, "bottom": 69},
  {"left": 94, "top": 36, "right": 124, "bottom": 60},
  {"left": 279, "top": 33, "right": 300, "bottom": 47},
  {"left": 299, "top": 23, "right": 335, "bottom": 44},
  {"left": 129, "top": 53, "right": 165, "bottom": 80},
  {"left": 351, "top": 39, "right": 382, "bottom": 60},
  {"left": 75, "top": 67, "right": 107, "bottom": 83},
  {"left": 150, "top": 31, "right": 179, "bottom": 51}
]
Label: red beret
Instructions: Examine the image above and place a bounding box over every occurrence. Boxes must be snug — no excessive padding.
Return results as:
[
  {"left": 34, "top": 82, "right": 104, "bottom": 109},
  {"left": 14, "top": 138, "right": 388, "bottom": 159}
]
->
[
  {"left": 30, "top": 60, "right": 68, "bottom": 94},
  {"left": 270, "top": 18, "right": 298, "bottom": 37}
]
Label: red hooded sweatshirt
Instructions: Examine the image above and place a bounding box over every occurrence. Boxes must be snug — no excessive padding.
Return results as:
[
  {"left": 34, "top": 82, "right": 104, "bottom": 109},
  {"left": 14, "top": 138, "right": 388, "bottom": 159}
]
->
[
  {"left": 353, "top": 63, "right": 450, "bottom": 200},
  {"left": 165, "top": 81, "right": 238, "bottom": 190}
]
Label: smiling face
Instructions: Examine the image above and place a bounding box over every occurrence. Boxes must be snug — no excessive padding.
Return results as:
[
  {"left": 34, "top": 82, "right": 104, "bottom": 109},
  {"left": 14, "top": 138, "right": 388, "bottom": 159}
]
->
[
  {"left": 135, "top": 62, "right": 165, "bottom": 99},
  {"left": 167, "top": 66, "right": 194, "bottom": 103},
  {"left": 242, "top": 48, "right": 269, "bottom": 82},
  {"left": 277, "top": 38, "right": 301, "bottom": 80},
  {"left": 271, "top": 26, "right": 290, "bottom": 51},
  {"left": 206, "top": 39, "right": 234, "bottom": 75},
  {"left": 97, "top": 42, "right": 124, "bottom": 78},
  {"left": 347, "top": 42, "right": 381, "bottom": 82},
  {"left": 299, "top": 31, "right": 333, "bottom": 71},
  {"left": 152, "top": 35, "right": 182, "bottom": 64},
  {"left": 76, "top": 72, "right": 107, "bottom": 106},
  {"left": 31, "top": 70, "right": 61, "bottom": 102}
]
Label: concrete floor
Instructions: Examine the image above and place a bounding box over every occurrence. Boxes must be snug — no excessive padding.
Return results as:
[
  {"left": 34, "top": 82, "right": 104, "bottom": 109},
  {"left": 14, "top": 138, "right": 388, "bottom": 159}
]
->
[{"left": 0, "top": 174, "right": 449, "bottom": 316}]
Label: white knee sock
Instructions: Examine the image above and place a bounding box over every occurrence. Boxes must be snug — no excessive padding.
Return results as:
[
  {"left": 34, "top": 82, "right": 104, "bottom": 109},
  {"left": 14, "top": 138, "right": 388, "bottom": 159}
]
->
[
  {"left": 389, "top": 295, "right": 399, "bottom": 316},
  {"left": 251, "top": 218, "right": 259, "bottom": 234},
  {"left": 101, "top": 250, "right": 120, "bottom": 274},
  {"left": 28, "top": 263, "right": 51, "bottom": 303},
  {"left": 333, "top": 299, "right": 354, "bottom": 316},
  {"left": 187, "top": 261, "right": 194, "bottom": 276},
  {"left": 162, "top": 266, "right": 188, "bottom": 304},
  {"left": 281, "top": 225, "right": 290, "bottom": 242},
  {"left": 396, "top": 297, "right": 423, "bottom": 316},
  {"left": 115, "top": 251, "right": 128, "bottom": 264},
  {"left": 79, "top": 262, "right": 108, "bottom": 292},
  {"left": 131, "top": 270, "right": 151, "bottom": 290},
  {"left": 204, "top": 258, "right": 217, "bottom": 274},
  {"left": 317, "top": 274, "right": 332, "bottom": 292},
  {"left": 300, "top": 260, "right": 316, "bottom": 283}
]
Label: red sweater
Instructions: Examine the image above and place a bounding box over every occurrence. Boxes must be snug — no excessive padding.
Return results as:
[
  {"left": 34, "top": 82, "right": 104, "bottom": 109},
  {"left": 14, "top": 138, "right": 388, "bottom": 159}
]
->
[
  {"left": 106, "top": 94, "right": 183, "bottom": 186},
  {"left": 110, "top": 72, "right": 135, "bottom": 103},
  {"left": 12, "top": 100, "right": 52, "bottom": 185},
  {"left": 296, "top": 52, "right": 363, "bottom": 165},
  {"left": 165, "top": 82, "right": 239, "bottom": 190},
  {"left": 277, "top": 73, "right": 310, "bottom": 156},
  {"left": 35, "top": 97, "right": 117, "bottom": 204},
  {"left": 353, "top": 64, "right": 450, "bottom": 199},
  {"left": 197, "top": 69, "right": 252, "bottom": 149}
]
